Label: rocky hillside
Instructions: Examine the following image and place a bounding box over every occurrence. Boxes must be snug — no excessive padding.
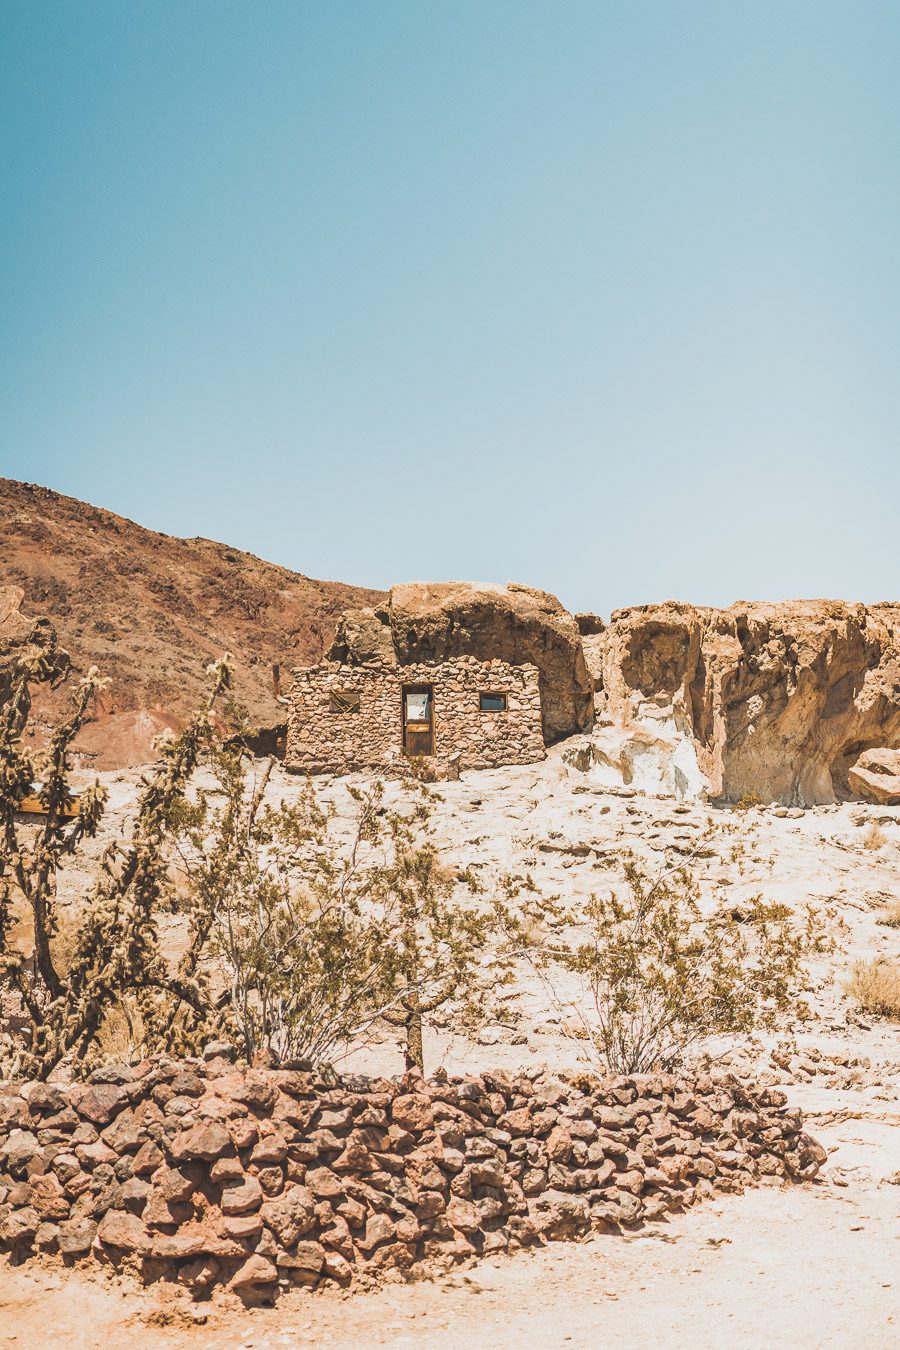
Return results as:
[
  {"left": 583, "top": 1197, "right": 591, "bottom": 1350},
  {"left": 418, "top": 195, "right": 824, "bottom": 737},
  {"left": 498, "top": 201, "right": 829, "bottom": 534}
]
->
[{"left": 0, "top": 479, "right": 384, "bottom": 766}]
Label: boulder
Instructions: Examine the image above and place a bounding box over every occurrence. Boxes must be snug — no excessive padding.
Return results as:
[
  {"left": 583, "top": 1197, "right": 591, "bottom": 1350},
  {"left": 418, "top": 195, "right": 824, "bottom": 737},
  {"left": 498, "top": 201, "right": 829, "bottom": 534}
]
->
[{"left": 847, "top": 748, "right": 900, "bottom": 805}]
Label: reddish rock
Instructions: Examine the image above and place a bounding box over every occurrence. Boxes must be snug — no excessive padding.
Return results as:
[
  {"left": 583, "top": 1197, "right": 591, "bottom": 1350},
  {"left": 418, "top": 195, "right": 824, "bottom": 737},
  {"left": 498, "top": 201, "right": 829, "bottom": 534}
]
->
[
  {"left": 228, "top": 1253, "right": 278, "bottom": 1292},
  {"left": 29, "top": 1173, "right": 69, "bottom": 1220},
  {"left": 357, "top": 1212, "right": 396, "bottom": 1251},
  {"left": 220, "top": 1175, "right": 263, "bottom": 1215},
  {"left": 261, "top": 1185, "right": 316, "bottom": 1246},
  {"left": 392, "top": 1094, "right": 435, "bottom": 1133},
  {"left": 57, "top": 1215, "right": 97, "bottom": 1254},
  {"left": 69, "top": 1084, "right": 128, "bottom": 1125},
  {"left": 168, "top": 1121, "right": 231, "bottom": 1162},
  {"left": 97, "top": 1210, "right": 151, "bottom": 1254}
]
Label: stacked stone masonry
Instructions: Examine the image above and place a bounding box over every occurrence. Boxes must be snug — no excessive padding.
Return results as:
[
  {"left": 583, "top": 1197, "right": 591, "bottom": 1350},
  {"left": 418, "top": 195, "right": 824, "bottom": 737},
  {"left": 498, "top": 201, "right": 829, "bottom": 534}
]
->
[
  {"left": 0, "top": 1056, "right": 825, "bottom": 1303},
  {"left": 286, "top": 657, "right": 546, "bottom": 775}
]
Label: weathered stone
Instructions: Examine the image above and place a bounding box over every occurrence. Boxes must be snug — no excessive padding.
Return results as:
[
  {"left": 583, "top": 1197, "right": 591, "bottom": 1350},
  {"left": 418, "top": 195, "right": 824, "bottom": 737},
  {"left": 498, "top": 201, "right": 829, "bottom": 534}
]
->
[
  {"left": 357, "top": 1212, "right": 397, "bottom": 1251},
  {"left": 101, "top": 1109, "right": 145, "bottom": 1153},
  {"left": 97, "top": 1210, "right": 151, "bottom": 1254},
  {"left": 220, "top": 1174, "right": 263, "bottom": 1215},
  {"left": 69, "top": 1084, "right": 128, "bottom": 1125},
  {"left": 168, "top": 1121, "right": 231, "bottom": 1162},
  {"left": 29, "top": 1172, "right": 68, "bottom": 1220},
  {"left": 0, "top": 1130, "right": 40, "bottom": 1172},
  {"left": 131, "top": 1139, "right": 165, "bottom": 1175},
  {"left": 250, "top": 1133, "right": 288, "bottom": 1166},
  {"left": 1, "top": 1206, "right": 39, "bottom": 1243},
  {"left": 848, "top": 748, "right": 900, "bottom": 805},
  {"left": 261, "top": 1185, "right": 316, "bottom": 1246},
  {"left": 57, "top": 1215, "right": 97, "bottom": 1254},
  {"left": 228, "top": 1254, "right": 278, "bottom": 1291},
  {"left": 392, "top": 1094, "right": 435, "bottom": 1133}
]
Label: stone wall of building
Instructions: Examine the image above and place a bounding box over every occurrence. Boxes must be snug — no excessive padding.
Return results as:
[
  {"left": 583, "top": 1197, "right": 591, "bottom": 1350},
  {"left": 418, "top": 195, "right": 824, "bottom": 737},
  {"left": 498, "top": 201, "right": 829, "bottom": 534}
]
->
[
  {"left": 285, "top": 657, "right": 545, "bottom": 775},
  {"left": 0, "top": 1056, "right": 825, "bottom": 1303}
]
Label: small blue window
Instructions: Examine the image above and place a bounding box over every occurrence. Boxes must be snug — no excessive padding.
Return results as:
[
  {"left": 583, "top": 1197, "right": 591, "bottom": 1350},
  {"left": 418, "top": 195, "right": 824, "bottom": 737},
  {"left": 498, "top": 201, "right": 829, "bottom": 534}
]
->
[{"left": 479, "top": 692, "right": 507, "bottom": 712}]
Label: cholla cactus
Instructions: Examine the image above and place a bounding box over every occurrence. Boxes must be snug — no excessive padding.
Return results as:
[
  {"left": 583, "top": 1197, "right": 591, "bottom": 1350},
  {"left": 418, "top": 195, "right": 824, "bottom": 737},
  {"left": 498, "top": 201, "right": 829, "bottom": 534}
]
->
[{"left": 0, "top": 637, "right": 232, "bottom": 1079}]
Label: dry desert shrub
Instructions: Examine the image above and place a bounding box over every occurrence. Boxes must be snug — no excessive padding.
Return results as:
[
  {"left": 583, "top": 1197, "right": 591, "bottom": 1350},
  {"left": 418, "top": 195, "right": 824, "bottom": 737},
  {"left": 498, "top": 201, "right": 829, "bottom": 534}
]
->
[
  {"left": 533, "top": 852, "right": 813, "bottom": 1074},
  {"left": 862, "top": 822, "right": 887, "bottom": 851},
  {"left": 847, "top": 958, "right": 900, "bottom": 1020},
  {"left": 878, "top": 898, "right": 900, "bottom": 928}
]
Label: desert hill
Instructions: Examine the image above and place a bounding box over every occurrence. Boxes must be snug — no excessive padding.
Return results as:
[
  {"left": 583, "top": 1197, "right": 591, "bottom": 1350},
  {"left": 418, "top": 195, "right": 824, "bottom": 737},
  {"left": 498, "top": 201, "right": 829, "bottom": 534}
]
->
[{"left": 0, "top": 478, "right": 385, "bottom": 766}]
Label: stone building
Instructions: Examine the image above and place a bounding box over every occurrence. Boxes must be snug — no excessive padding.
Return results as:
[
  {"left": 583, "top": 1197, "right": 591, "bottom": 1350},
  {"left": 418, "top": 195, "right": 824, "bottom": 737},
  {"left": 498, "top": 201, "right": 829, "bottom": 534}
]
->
[{"left": 285, "top": 655, "right": 545, "bottom": 775}]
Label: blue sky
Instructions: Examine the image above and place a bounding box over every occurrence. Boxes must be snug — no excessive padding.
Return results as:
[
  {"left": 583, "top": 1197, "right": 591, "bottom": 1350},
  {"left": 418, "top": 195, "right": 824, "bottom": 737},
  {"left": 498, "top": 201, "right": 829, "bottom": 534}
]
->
[{"left": 1, "top": 1, "right": 898, "bottom": 615}]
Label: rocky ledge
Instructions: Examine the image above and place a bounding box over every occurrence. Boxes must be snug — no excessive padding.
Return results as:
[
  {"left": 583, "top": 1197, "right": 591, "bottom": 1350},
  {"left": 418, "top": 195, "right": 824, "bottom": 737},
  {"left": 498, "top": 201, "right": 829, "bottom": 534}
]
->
[{"left": 0, "top": 1055, "right": 826, "bottom": 1304}]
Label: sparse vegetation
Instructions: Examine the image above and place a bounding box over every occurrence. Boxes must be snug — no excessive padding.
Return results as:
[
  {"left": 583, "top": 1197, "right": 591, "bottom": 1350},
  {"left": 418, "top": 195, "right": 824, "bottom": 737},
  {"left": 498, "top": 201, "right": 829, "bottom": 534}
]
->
[
  {"left": 847, "top": 958, "right": 900, "bottom": 1020},
  {"left": 878, "top": 897, "right": 900, "bottom": 928},
  {"left": 862, "top": 822, "right": 887, "bottom": 851},
  {"left": 540, "top": 853, "right": 813, "bottom": 1074},
  {"left": 167, "top": 755, "right": 547, "bottom": 1071},
  {"left": 734, "top": 791, "right": 764, "bottom": 813},
  {"left": 0, "top": 637, "right": 229, "bottom": 1078}
]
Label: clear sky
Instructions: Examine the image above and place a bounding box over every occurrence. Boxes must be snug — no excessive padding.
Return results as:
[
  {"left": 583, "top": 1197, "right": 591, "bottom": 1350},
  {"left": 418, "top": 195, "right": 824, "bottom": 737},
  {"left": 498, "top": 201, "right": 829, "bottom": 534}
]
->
[{"left": 1, "top": 1, "right": 898, "bottom": 616}]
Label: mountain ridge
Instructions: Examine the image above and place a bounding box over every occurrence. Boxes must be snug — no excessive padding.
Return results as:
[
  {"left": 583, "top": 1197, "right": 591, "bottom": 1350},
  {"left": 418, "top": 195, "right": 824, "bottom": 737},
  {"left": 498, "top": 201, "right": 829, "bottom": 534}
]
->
[{"left": 0, "top": 478, "right": 385, "bottom": 765}]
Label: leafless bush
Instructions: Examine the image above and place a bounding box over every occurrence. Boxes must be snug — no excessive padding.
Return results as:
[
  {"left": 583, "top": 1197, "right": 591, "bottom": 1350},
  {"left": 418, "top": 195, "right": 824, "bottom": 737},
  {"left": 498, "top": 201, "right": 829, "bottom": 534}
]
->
[{"left": 878, "top": 898, "right": 900, "bottom": 928}]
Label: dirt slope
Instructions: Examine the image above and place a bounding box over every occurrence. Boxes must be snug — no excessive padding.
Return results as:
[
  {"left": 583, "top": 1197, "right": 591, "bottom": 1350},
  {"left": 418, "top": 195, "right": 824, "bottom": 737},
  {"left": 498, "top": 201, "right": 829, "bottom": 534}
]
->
[{"left": 0, "top": 479, "right": 384, "bottom": 766}]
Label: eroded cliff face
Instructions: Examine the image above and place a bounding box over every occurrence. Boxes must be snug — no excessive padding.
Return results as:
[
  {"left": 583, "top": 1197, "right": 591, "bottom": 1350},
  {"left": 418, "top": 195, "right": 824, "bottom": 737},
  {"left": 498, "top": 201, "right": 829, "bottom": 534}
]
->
[
  {"left": 581, "top": 601, "right": 900, "bottom": 805},
  {"left": 327, "top": 581, "right": 595, "bottom": 744}
]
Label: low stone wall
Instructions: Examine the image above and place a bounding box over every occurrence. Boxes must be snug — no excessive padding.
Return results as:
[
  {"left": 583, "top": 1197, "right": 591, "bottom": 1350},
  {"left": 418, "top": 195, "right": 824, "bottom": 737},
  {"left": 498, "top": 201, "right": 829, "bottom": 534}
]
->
[
  {"left": 286, "top": 657, "right": 545, "bottom": 775},
  {"left": 0, "top": 1055, "right": 825, "bottom": 1303}
]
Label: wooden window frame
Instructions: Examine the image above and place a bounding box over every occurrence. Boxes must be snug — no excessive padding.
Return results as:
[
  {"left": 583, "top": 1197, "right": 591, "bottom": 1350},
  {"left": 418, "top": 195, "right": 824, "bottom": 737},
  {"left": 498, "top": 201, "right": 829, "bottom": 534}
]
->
[{"left": 479, "top": 691, "right": 508, "bottom": 712}]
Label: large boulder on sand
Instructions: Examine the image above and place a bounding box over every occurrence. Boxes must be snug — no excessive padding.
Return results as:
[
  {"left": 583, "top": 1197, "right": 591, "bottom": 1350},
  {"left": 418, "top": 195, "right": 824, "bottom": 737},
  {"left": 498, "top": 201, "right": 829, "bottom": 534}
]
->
[
  {"left": 328, "top": 582, "right": 594, "bottom": 743},
  {"left": 847, "top": 748, "right": 900, "bottom": 805}
]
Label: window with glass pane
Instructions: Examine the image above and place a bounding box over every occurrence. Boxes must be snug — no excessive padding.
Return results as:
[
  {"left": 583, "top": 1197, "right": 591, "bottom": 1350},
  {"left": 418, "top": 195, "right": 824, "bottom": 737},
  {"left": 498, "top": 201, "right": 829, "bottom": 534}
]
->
[
  {"left": 405, "top": 690, "right": 430, "bottom": 721},
  {"left": 479, "top": 692, "right": 507, "bottom": 712}
]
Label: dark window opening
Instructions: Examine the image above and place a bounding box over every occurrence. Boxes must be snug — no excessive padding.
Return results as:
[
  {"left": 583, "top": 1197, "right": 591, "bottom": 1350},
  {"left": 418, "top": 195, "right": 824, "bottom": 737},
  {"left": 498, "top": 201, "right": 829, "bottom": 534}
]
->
[
  {"left": 479, "top": 691, "right": 507, "bottom": 712},
  {"left": 329, "top": 689, "right": 360, "bottom": 713}
]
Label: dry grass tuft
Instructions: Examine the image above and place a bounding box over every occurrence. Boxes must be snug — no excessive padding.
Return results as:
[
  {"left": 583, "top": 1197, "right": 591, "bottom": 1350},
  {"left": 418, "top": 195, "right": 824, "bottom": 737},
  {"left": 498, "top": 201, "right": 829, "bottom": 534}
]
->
[
  {"left": 878, "top": 898, "right": 900, "bottom": 928},
  {"left": 862, "top": 822, "right": 888, "bottom": 851},
  {"left": 847, "top": 958, "right": 900, "bottom": 1020}
]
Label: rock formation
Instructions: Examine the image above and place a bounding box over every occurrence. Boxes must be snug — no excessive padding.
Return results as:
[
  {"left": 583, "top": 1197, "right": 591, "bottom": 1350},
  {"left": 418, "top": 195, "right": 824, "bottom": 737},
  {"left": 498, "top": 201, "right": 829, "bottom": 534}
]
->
[
  {"left": 327, "top": 582, "right": 595, "bottom": 744},
  {"left": 579, "top": 600, "right": 900, "bottom": 805},
  {"left": 847, "top": 747, "right": 900, "bottom": 805}
]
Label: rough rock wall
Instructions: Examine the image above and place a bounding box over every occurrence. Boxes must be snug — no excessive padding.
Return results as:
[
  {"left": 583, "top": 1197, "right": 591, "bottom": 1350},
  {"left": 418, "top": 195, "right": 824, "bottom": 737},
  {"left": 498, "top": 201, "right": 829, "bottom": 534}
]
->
[
  {"left": 581, "top": 601, "right": 900, "bottom": 805},
  {"left": 328, "top": 583, "right": 594, "bottom": 744},
  {"left": 0, "top": 1056, "right": 824, "bottom": 1302},
  {"left": 286, "top": 657, "right": 545, "bottom": 774}
]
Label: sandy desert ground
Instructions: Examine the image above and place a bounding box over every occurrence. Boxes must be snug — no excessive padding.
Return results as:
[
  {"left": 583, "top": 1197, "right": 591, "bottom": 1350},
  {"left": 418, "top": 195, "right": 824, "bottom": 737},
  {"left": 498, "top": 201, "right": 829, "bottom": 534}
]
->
[{"left": 2, "top": 748, "right": 898, "bottom": 1347}]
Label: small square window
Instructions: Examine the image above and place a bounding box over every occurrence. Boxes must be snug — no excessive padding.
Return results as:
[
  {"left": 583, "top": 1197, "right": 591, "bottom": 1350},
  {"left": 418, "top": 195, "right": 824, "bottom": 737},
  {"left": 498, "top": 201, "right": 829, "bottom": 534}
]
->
[
  {"left": 329, "top": 689, "right": 360, "bottom": 713},
  {"left": 479, "top": 691, "right": 507, "bottom": 712}
]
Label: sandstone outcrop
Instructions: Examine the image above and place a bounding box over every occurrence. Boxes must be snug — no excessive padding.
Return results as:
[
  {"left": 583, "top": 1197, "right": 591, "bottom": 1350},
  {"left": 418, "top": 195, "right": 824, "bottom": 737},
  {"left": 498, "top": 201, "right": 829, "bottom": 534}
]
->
[
  {"left": 580, "top": 600, "right": 900, "bottom": 805},
  {"left": 847, "top": 747, "right": 900, "bottom": 805},
  {"left": 327, "top": 582, "right": 594, "bottom": 743},
  {"left": 0, "top": 1055, "right": 823, "bottom": 1302}
]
